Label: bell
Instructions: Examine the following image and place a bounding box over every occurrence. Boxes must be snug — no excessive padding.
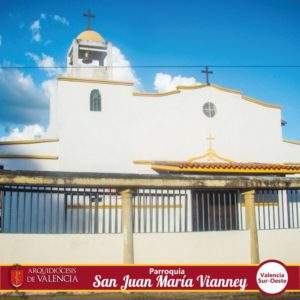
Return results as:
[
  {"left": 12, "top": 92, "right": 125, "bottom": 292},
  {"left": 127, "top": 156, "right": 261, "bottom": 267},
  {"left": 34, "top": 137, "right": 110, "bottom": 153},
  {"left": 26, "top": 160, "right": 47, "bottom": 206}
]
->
[{"left": 82, "top": 51, "right": 92, "bottom": 64}]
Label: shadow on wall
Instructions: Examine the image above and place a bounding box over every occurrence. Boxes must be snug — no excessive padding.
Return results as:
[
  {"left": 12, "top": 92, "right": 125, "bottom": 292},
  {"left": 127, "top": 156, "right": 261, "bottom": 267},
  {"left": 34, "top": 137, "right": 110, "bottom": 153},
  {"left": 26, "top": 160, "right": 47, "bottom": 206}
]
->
[{"left": 0, "top": 158, "right": 57, "bottom": 171}]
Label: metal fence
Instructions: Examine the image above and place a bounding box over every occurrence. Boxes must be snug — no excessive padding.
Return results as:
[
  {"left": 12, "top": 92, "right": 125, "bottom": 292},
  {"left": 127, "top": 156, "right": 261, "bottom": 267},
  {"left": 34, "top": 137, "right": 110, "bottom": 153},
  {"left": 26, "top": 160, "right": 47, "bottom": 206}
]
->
[
  {"left": 0, "top": 185, "right": 299, "bottom": 234},
  {"left": 255, "top": 189, "right": 300, "bottom": 230}
]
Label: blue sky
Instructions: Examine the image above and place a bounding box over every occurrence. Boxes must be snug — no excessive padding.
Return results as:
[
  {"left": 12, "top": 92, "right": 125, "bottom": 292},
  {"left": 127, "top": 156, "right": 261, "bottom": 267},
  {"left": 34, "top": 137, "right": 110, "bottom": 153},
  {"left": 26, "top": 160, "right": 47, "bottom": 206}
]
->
[{"left": 0, "top": 0, "right": 300, "bottom": 140}]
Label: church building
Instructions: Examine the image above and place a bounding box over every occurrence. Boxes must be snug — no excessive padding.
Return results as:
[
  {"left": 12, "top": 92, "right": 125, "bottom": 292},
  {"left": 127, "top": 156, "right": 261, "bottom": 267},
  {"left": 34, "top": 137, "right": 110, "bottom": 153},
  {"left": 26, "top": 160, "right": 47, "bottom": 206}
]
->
[
  {"left": 0, "top": 16, "right": 300, "bottom": 266},
  {"left": 0, "top": 23, "right": 300, "bottom": 176}
]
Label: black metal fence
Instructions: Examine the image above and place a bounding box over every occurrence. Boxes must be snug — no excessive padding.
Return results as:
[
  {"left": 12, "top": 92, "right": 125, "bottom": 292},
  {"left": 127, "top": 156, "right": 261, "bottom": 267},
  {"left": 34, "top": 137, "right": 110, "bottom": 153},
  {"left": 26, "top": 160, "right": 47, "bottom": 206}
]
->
[{"left": 0, "top": 185, "right": 299, "bottom": 234}]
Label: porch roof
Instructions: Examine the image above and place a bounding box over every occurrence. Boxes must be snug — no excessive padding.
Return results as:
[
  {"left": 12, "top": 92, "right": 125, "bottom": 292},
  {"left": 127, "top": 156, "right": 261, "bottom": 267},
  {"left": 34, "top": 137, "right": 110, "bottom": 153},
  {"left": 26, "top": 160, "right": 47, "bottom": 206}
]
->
[{"left": 134, "top": 160, "right": 300, "bottom": 175}]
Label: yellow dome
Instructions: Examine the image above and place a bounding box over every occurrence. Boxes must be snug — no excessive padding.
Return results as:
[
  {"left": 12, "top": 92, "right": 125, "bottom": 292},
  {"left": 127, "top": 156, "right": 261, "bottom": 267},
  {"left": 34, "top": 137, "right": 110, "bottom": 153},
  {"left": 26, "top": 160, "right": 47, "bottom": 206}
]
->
[{"left": 77, "top": 30, "right": 104, "bottom": 42}]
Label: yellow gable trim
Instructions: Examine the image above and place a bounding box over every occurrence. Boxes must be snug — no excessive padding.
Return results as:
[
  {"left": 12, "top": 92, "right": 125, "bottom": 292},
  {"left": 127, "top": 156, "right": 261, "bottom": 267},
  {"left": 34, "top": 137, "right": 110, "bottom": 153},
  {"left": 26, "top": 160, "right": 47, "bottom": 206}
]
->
[
  {"left": 0, "top": 154, "right": 58, "bottom": 160},
  {"left": 241, "top": 95, "right": 282, "bottom": 109},
  {"left": 210, "top": 84, "right": 281, "bottom": 109},
  {"left": 176, "top": 84, "right": 204, "bottom": 90},
  {"left": 0, "top": 138, "right": 59, "bottom": 146},
  {"left": 133, "top": 90, "right": 180, "bottom": 97},
  {"left": 58, "top": 76, "right": 134, "bottom": 86},
  {"left": 133, "top": 83, "right": 281, "bottom": 108}
]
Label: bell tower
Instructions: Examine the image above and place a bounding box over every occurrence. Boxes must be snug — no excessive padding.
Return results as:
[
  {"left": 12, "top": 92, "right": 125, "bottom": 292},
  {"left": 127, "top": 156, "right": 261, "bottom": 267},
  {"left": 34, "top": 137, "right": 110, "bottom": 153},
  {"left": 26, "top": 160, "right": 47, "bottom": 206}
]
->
[{"left": 66, "top": 10, "right": 113, "bottom": 79}]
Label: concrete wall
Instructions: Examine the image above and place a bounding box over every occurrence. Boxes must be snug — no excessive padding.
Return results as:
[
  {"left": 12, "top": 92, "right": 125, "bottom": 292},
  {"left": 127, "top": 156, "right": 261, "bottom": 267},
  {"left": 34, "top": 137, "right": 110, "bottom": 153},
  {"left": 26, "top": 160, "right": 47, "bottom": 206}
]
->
[
  {"left": 134, "top": 231, "right": 250, "bottom": 264},
  {"left": 259, "top": 229, "right": 300, "bottom": 263},
  {"left": 0, "top": 234, "right": 122, "bottom": 264},
  {"left": 0, "top": 229, "right": 299, "bottom": 264}
]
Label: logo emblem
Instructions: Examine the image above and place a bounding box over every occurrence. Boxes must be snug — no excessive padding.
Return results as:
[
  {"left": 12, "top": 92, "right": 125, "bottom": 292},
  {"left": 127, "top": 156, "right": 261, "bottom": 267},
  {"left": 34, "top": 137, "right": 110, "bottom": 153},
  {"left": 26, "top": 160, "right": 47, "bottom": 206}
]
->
[
  {"left": 256, "top": 260, "right": 288, "bottom": 295},
  {"left": 10, "top": 265, "right": 24, "bottom": 288}
]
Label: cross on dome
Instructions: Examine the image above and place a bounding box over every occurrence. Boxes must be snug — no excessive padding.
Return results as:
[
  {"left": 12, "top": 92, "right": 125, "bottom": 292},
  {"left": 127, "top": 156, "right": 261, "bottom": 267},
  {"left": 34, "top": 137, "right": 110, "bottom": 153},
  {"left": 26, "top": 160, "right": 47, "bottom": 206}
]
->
[{"left": 83, "top": 9, "right": 95, "bottom": 30}]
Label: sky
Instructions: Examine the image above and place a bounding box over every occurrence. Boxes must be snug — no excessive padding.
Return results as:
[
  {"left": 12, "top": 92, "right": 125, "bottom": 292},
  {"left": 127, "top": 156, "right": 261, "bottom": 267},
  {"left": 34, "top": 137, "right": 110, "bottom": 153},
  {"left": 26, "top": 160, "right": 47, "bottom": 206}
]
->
[{"left": 0, "top": 0, "right": 300, "bottom": 140}]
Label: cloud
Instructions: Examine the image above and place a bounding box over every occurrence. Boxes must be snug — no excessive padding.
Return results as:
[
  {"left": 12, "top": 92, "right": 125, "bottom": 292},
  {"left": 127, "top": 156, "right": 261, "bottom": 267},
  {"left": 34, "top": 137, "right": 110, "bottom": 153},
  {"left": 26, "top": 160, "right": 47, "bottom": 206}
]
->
[
  {"left": 105, "top": 45, "right": 139, "bottom": 85},
  {"left": 30, "top": 19, "right": 41, "bottom": 42},
  {"left": 53, "top": 14, "right": 69, "bottom": 26},
  {"left": 26, "top": 52, "right": 62, "bottom": 77},
  {"left": 42, "top": 79, "right": 56, "bottom": 99},
  {"left": 0, "top": 124, "right": 45, "bottom": 141},
  {"left": 28, "top": 14, "right": 47, "bottom": 42},
  {"left": 0, "top": 67, "right": 48, "bottom": 127},
  {"left": 154, "top": 73, "right": 197, "bottom": 92}
]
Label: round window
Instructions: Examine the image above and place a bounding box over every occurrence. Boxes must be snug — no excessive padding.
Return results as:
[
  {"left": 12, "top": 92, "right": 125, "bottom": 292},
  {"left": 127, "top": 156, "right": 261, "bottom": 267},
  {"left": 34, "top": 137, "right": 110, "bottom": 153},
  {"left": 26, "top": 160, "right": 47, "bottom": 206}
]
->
[{"left": 203, "top": 102, "right": 217, "bottom": 118}]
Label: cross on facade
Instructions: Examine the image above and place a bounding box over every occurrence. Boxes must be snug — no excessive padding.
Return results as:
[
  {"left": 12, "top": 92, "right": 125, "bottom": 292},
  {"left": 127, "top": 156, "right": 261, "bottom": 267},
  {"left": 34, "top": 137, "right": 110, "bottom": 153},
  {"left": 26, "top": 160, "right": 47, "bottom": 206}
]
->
[
  {"left": 201, "top": 66, "right": 213, "bottom": 85},
  {"left": 83, "top": 9, "right": 95, "bottom": 30},
  {"left": 206, "top": 134, "right": 215, "bottom": 150}
]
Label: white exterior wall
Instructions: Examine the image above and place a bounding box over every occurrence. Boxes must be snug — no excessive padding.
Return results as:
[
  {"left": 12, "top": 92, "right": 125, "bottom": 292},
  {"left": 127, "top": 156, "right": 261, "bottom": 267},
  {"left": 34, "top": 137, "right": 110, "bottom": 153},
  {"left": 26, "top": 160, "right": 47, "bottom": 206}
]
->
[
  {"left": 0, "top": 158, "right": 58, "bottom": 171},
  {"left": 51, "top": 80, "right": 300, "bottom": 174},
  {"left": 0, "top": 141, "right": 59, "bottom": 170},
  {"left": 134, "top": 231, "right": 250, "bottom": 264},
  {"left": 259, "top": 229, "right": 300, "bottom": 263},
  {"left": 282, "top": 141, "right": 300, "bottom": 163},
  {"left": 1, "top": 229, "right": 299, "bottom": 264},
  {"left": 0, "top": 78, "right": 300, "bottom": 173},
  {"left": 0, "top": 234, "right": 122, "bottom": 264}
]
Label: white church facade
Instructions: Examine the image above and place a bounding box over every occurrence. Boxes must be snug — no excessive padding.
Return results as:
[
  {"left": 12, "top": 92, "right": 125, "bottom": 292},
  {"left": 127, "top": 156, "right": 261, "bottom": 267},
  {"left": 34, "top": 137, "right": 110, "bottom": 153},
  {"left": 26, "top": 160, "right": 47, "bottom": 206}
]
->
[
  {"left": 0, "top": 24, "right": 300, "bottom": 266},
  {"left": 0, "top": 28, "right": 300, "bottom": 175}
]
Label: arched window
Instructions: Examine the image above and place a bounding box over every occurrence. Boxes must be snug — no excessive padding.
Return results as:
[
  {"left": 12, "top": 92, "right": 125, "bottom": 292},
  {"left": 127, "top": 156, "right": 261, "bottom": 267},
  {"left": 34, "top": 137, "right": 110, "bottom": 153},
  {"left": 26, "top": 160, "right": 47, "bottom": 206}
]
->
[{"left": 90, "top": 89, "right": 101, "bottom": 111}]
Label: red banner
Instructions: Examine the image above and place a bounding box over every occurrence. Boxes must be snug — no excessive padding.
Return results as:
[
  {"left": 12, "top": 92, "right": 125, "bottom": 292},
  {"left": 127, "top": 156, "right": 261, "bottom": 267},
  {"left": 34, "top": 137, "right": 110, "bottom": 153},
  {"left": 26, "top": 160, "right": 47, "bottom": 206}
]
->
[{"left": 0, "top": 261, "right": 299, "bottom": 295}]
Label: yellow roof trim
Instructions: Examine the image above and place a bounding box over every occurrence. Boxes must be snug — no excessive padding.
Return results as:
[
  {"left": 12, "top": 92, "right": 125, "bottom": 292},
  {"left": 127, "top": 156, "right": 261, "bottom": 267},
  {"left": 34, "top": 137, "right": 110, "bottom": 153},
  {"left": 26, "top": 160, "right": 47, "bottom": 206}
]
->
[
  {"left": 209, "top": 84, "right": 241, "bottom": 95},
  {"left": 133, "top": 160, "right": 154, "bottom": 165},
  {"left": 133, "top": 90, "right": 180, "bottom": 97},
  {"left": 211, "top": 84, "right": 282, "bottom": 109},
  {"left": 176, "top": 84, "right": 204, "bottom": 90},
  {"left": 58, "top": 76, "right": 134, "bottom": 86},
  {"left": 151, "top": 164, "right": 300, "bottom": 174},
  {"left": 188, "top": 149, "right": 234, "bottom": 163},
  {"left": 0, "top": 138, "right": 59, "bottom": 146},
  {"left": 0, "top": 154, "right": 58, "bottom": 160},
  {"left": 133, "top": 83, "right": 281, "bottom": 108},
  {"left": 241, "top": 95, "right": 282, "bottom": 109},
  {"left": 283, "top": 139, "right": 300, "bottom": 145}
]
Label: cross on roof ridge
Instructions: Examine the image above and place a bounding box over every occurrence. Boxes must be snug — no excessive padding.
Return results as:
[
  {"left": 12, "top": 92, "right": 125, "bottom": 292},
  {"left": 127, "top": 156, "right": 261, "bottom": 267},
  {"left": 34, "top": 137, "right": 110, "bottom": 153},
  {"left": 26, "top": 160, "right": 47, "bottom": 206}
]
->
[{"left": 201, "top": 66, "right": 213, "bottom": 85}]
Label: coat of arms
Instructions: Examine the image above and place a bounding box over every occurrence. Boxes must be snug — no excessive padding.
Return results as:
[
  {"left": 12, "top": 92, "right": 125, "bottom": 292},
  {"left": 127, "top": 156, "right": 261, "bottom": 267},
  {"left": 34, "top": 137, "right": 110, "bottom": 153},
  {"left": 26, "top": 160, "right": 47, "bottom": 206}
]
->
[{"left": 10, "top": 265, "right": 24, "bottom": 288}]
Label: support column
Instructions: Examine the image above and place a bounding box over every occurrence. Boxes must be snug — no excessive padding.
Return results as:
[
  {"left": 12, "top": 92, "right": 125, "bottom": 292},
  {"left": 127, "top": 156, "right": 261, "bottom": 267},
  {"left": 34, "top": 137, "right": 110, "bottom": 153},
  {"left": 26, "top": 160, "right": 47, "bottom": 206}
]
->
[
  {"left": 121, "top": 189, "right": 134, "bottom": 264},
  {"left": 243, "top": 190, "right": 260, "bottom": 264}
]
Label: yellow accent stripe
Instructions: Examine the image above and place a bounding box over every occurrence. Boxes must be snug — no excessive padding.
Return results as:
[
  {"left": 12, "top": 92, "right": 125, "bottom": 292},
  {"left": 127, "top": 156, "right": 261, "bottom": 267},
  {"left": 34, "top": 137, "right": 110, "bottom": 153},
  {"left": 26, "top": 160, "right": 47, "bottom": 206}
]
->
[
  {"left": 283, "top": 139, "right": 300, "bottom": 145},
  {"left": 175, "top": 83, "right": 281, "bottom": 109},
  {"left": 0, "top": 289, "right": 262, "bottom": 293},
  {"left": 68, "top": 204, "right": 182, "bottom": 209},
  {"left": 133, "top": 90, "right": 180, "bottom": 97},
  {"left": 241, "top": 95, "right": 282, "bottom": 109},
  {"left": 176, "top": 84, "right": 204, "bottom": 90},
  {"left": 241, "top": 202, "right": 279, "bottom": 207},
  {"left": 151, "top": 164, "right": 300, "bottom": 174},
  {"left": 0, "top": 154, "right": 58, "bottom": 160},
  {"left": 0, "top": 138, "right": 59, "bottom": 145},
  {"left": 0, "top": 263, "right": 260, "bottom": 266},
  {"left": 58, "top": 76, "right": 134, "bottom": 86},
  {"left": 133, "top": 160, "right": 155, "bottom": 165},
  {"left": 133, "top": 83, "right": 281, "bottom": 108},
  {"left": 188, "top": 149, "right": 234, "bottom": 163}
]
